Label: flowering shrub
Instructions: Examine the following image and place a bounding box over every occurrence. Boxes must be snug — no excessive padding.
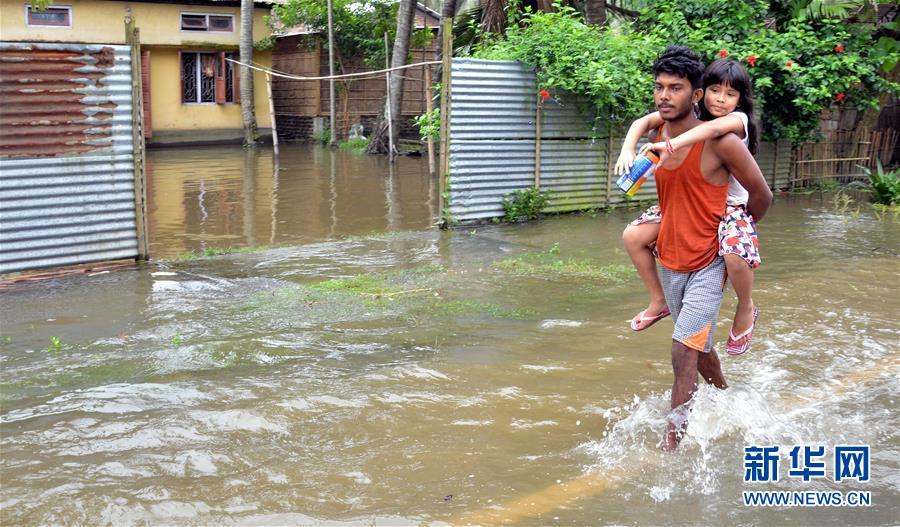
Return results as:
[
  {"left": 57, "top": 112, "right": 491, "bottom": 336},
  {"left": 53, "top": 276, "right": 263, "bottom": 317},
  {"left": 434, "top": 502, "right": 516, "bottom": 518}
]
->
[
  {"left": 641, "top": 3, "right": 898, "bottom": 144},
  {"left": 471, "top": 1, "right": 898, "bottom": 145}
]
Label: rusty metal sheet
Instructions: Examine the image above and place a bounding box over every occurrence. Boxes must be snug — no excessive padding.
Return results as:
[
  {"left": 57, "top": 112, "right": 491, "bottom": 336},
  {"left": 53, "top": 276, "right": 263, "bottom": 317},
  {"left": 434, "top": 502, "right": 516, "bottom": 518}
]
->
[{"left": 0, "top": 42, "right": 137, "bottom": 274}]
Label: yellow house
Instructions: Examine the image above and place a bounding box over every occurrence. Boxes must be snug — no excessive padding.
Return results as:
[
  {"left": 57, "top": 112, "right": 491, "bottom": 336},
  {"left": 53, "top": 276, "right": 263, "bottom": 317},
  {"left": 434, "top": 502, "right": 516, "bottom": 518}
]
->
[{"left": 0, "top": 0, "right": 275, "bottom": 145}]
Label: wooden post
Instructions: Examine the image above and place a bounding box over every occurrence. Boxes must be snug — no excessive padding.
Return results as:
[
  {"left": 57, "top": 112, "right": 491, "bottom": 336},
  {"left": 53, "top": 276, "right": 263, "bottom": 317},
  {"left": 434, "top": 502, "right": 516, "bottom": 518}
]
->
[
  {"left": 384, "top": 32, "right": 395, "bottom": 163},
  {"left": 768, "top": 141, "right": 777, "bottom": 190},
  {"left": 789, "top": 148, "right": 797, "bottom": 191},
  {"left": 438, "top": 17, "right": 452, "bottom": 228},
  {"left": 266, "top": 73, "right": 279, "bottom": 158},
  {"left": 327, "top": 0, "right": 336, "bottom": 145},
  {"left": 126, "top": 18, "right": 149, "bottom": 261},
  {"left": 424, "top": 64, "right": 436, "bottom": 177},
  {"left": 534, "top": 101, "right": 541, "bottom": 189}
]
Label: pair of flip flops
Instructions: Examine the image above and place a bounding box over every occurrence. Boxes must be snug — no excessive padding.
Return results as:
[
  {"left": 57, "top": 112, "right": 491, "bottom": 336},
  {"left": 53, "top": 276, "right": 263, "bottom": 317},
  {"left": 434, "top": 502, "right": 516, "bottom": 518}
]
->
[
  {"left": 630, "top": 307, "right": 671, "bottom": 331},
  {"left": 726, "top": 306, "right": 759, "bottom": 356}
]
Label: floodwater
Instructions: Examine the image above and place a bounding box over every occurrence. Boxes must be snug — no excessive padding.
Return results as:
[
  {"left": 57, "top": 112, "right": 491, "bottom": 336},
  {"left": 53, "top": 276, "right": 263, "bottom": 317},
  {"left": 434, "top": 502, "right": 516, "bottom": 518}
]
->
[
  {"left": 2, "top": 145, "right": 899, "bottom": 526},
  {"left": 146, "top": 146, "right": 438, "bottom": 259}
]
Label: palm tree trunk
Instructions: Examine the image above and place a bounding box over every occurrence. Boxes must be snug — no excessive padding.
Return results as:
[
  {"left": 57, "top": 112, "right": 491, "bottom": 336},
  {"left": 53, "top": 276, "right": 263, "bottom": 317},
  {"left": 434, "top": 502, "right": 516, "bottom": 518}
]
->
[
  {"left": 366, "top": 0, "right": 417, "bottom": 155},
  {"left": 240, "top": 0, "right": 259, "bottom": 146},
  {"left": 584, "top": 0, "right": 607, "bottom": 25},
  {"left": 481, "top": 0, "right": 507, "bottom": 34},
  {"left": 435, "top": 0, "right": 457, "bottom": 62}
]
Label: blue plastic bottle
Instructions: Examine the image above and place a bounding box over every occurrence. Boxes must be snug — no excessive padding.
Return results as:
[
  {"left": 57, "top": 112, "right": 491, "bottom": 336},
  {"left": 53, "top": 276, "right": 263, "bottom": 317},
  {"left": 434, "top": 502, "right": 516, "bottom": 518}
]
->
[{"left": 616, "top": 151, "right": 660, "bottom": 197}]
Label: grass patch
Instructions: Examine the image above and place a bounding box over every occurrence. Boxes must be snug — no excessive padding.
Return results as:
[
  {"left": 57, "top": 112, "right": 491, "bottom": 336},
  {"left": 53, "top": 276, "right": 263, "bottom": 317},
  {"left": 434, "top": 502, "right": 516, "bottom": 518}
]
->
[
  {"left": 871, "top": 202, "right": 900, "bottom": 222},
  {"left": 311, "top": 264, "right": 445, "bottom": 297},
  {"left": 494, "top": 245, "right": 635, "bottom": 283},
  {"left": 175, "top": 245, "right": 275, "bottom": 261},
  {"left": 311, "top": 274, "right": 400, "bottom": 296},
  {"left": 427, "top": 300, "right": 536, "bottom": 320},
  {"left": 337, "top": 137, "right": 370, "bottom": 153},
  {"left": 790, "top": 180, "right": 844, "bottom": 195}
]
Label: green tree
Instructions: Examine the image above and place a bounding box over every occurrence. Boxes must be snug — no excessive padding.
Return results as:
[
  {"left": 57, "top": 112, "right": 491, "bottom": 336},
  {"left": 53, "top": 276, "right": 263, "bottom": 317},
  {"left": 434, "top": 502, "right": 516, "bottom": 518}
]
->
[
  {"left": 367, "top": 0, "right": 418, "bottom": 155},
  {"left": 272, "top": 0, "right": 398, "bottom": 69},
  {"left": 272, "top": 0, "right": 399, "bottom": 142},
  {"left": 241, "top": 0, "right": 259, "bottom": 146}
]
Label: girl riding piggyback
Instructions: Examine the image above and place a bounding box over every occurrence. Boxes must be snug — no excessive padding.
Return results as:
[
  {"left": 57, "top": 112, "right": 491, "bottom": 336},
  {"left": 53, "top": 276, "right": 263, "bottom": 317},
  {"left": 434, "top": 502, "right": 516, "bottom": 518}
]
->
[{"left": 615, "top": 58, "right": 763, "bottom": 356}]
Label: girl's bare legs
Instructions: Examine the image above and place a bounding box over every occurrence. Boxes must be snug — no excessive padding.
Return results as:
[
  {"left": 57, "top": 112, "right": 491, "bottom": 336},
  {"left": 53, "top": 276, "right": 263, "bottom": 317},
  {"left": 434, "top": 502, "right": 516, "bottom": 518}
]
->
[
  {"left": 725, "top": 253, "right": 755, "bottom": 342},
  {"left": 622, "top": 222, "right": 667, "bottom": 326}
]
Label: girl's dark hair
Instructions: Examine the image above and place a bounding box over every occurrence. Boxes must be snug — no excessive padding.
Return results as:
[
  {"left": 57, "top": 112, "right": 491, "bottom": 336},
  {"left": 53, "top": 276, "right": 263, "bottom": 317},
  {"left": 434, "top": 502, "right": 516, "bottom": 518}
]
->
[
  {"left": 652, "top": 45, "right": 705, "bottom": 89},
  {"left": 699, "top": 58, "right": 760, "bottom": 155}
]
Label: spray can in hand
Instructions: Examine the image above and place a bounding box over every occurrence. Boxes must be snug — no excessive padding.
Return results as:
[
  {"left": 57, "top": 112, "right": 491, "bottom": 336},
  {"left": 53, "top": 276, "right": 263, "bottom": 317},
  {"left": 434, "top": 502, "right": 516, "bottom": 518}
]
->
[{"left": 616, "top": 150, "right": 660, "bottom": 197}]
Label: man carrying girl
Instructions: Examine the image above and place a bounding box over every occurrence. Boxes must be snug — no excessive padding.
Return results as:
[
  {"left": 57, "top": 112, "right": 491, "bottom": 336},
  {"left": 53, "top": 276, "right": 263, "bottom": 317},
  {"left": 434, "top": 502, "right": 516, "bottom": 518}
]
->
[{"left": 617, "top": 46, "right": 773, "bottom": 450}]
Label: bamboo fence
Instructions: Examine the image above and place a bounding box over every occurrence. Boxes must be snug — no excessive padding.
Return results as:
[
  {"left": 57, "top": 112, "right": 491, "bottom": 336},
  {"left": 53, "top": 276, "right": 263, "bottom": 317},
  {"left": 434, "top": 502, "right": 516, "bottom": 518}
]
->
[{"left": 790, "top": 128, "right": 898, "bottom": 188}]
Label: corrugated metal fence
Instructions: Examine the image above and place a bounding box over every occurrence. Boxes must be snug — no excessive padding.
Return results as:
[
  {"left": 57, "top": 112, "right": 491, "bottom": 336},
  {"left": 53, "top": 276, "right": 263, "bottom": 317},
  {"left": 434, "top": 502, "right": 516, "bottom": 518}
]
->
[
  {"left": 447, "top": 59, "right": 790, "bottom": 223},
  {"left": 0, "top": 42, "right": 143, "bottom": 274}
]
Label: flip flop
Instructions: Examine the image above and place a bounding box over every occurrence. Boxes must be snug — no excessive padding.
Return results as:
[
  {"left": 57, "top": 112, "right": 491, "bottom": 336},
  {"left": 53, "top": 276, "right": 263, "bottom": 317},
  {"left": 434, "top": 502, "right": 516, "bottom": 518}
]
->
[
  {"left": 630, "top": 307, "right": 671, "bottom": 331},
  {"left": 726, "top": 306, "right": 759, "bottom": 356}
]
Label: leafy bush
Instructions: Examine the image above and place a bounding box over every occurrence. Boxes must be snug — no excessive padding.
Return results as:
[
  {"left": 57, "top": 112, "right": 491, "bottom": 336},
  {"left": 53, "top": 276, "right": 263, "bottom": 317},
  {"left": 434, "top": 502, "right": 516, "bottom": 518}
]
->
[
  {"left": 413, "top": 108, "right": 440, "bottom": 142},
  {"left": 311, "top": 127, "right": 332, "bottom": 145},
  {"left": 338, "top": 137, "right": 370, "bottom": 153},
  {"left": 860, "top": 161, "right": 900, "bottom": 205},
  {"left": 471, "top": 1, "right": 899, "bottom": 145},
  {"left": 474, "top": 5, "right": 662, "bottom": 129},
  {"left": 502, "top": 186, "right": 552, "bottom": 220}
]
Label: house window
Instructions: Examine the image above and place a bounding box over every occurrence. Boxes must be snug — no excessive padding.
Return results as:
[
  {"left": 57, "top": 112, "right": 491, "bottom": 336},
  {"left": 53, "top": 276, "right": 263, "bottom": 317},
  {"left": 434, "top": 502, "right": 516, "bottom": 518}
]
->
[
  {"left": 181, "top": 51, "right": 238, "bottom": 104},
  {"left": 25, "top": 5, "right": 71, "bottom": 27},
  {"left": 180, "top": 13, "right": 234, "bottom": 32},
  {"left": 209, "top": 16, "right": 233, "bottom": 32}
]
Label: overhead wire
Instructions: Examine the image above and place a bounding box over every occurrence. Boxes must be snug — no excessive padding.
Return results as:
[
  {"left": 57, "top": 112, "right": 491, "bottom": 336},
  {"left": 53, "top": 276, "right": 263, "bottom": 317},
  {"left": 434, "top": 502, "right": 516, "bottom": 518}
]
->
[{"left": 225, "top": 57, "right": 440, "bottom": 82}]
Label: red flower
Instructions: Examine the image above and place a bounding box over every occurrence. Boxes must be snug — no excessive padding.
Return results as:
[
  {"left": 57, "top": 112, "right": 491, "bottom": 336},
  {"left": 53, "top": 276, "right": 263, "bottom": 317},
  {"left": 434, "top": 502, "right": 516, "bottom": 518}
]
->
[
  {"left": 834, "top": 45, "right": 844, "bottom": 53},
  {"left": 725, "top": 236, "right": 740, "bottom": 246},
  {"left": 836, "top": 92, "right": 846, "bottom": 102},
  {"left": 785, "top": 61, "right": 793, "bottom": 67},
  {"left": 718, "top": 49, "right": 728, "bottom": 58},
  {"left": 538, "top": 89, "right": 550, "bottom": 103},
  {"left": 746, "top": 55, "right": 757, "bottom": 67}
]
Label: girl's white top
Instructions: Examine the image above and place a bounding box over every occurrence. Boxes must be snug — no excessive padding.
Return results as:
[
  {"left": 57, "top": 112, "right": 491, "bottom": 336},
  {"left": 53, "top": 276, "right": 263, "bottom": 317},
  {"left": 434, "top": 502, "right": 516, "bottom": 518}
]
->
[{"left": 727, "top": 111, "right": 750, "bottom": 206}]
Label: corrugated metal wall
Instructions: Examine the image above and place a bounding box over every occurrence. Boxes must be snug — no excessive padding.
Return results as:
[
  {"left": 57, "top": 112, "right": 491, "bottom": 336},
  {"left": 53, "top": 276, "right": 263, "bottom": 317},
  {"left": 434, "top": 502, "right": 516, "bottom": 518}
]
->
[
  {"left": 447, "top": 59, "right": 789, "bottom": 223},
  {"left": 0, "top": 42, "right": 139, "bottom": 274},
  {"left": 755, "top": 139, "right": 792, "bottom": 191}
]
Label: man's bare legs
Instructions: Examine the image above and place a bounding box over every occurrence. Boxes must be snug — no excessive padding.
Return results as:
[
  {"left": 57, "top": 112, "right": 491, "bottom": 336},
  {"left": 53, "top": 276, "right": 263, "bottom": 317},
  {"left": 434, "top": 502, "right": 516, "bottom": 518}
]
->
[
  {"left": 662, "top": 341, "right": 728, "bottom": 451},
  {"left": 725, "top": 254, "right": 755, "bottom": 344},
  {"left": 622, "top": 223, "right": 667, "bottom": 327},
  {"left": 698, "top": 348, "right": 728, "bottom": 389}
]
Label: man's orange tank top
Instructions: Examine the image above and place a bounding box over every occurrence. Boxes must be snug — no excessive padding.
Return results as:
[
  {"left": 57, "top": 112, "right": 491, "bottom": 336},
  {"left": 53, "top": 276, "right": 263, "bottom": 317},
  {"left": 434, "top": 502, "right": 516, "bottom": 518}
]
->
[{"left": 655, "top": 140, "right": 728, "bottom": 272}]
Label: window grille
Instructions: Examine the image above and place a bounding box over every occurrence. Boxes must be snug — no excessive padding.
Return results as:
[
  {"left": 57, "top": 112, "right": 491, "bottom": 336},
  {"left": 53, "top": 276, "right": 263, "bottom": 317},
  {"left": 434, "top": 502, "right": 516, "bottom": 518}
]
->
[
  {"left": 182, "top": 52, "right": 198, "bottom": 103},
  {"left": 181, "top": 52, "right": 237, "bottom": 104}
]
